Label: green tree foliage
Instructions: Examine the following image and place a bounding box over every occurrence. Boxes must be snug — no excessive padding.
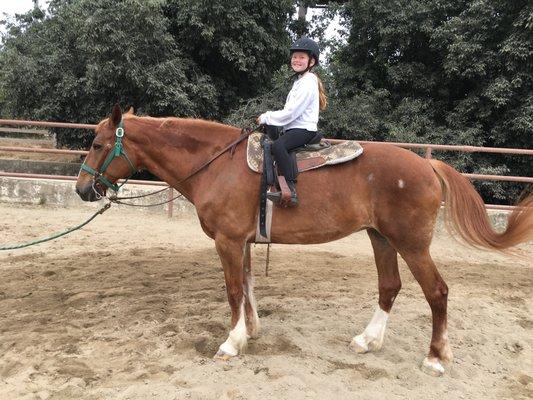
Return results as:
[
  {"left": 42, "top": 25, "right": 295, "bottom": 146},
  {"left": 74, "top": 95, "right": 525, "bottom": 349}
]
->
[
  {"left": 1, "top": 0, "right": 217, "bottom": 148},
  {"left": 324, "top": 0, "right": 532, "bottom": 203},
  {"left": 163, "top": 0, "right": 294, "bottom": 115},
  {"left": 0, "top": 0, "right": 294, "bottom": 148}
]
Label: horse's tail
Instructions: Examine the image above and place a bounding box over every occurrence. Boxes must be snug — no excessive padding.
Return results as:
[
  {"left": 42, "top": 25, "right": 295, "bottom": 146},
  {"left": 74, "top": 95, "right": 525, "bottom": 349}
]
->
[{"left": 429, "top": 159, "right": 533, "bottom": 251}]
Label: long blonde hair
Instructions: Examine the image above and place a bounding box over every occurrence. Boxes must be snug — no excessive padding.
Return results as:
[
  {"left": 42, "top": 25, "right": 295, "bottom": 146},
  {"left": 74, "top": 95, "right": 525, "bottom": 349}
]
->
[{"left": 317, "top": 74, "right": 328, "bottom": 110}]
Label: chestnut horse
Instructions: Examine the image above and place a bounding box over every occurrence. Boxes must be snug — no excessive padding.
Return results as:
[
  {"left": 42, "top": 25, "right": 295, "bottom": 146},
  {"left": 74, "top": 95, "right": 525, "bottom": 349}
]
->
[{"left": 76, "top": 105, "right": 532, "bottom": 376}]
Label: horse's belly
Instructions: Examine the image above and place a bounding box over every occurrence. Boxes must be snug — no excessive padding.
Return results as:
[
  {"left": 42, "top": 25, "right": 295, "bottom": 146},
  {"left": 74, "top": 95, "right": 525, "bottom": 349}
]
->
[{"left": 269, "top": 201, "right": 370, "bottom": 244}]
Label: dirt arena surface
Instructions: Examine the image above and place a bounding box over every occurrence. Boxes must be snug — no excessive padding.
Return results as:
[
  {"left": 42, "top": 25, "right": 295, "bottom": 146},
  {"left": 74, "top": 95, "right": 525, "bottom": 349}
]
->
[{"left": 0, "top": 203, "right": 531, "bottom": 400}]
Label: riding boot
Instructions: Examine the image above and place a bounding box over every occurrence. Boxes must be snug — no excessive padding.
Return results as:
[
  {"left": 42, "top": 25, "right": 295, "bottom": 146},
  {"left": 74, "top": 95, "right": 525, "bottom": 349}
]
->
[{"left": 287, "top": 180, "right": 298, "bottom": 205}]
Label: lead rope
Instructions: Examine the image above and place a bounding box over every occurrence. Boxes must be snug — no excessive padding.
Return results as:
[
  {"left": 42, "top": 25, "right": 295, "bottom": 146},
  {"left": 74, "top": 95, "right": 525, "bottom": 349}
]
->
[
  {"left": 108, "top": 191, "right": 184, "bottom": 207},
  {"left": 1, "top": 126, "right": 254, "bottom": 251},
  {"left": 0, "top": 188, "right": 187, "bottom": 251},
  {"left": 0, "top": 202, "right": 112, "bottom": 251},
  {"left": 110, "top": 186, "right": 169, "bottom": 200}
]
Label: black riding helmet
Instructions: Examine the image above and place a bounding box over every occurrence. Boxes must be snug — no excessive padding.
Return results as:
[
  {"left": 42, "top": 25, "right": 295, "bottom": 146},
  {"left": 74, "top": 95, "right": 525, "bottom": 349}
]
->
[{"left": 290, "top": 36, "right": 320, "bottom": 68}]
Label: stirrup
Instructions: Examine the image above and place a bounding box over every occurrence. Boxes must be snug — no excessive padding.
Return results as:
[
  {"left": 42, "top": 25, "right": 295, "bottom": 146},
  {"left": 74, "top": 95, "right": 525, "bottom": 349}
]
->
[
  {"left": 289, "top": 191, "right": 299, "bottom": 205},
  {"left": 266, "top": 191, "right": 282, "bottom": 203},
  {"left": 266, "top": 190, "right": 298, "bottom": 206}
]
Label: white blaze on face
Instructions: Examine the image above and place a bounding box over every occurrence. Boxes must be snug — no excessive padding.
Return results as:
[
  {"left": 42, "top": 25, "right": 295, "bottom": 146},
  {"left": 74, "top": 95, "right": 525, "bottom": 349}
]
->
[
  {"left": 352, "top": 307, "right": 389, "bottom": 352},
  {"left": 398, "top": 179, "right": 405, "bottom": 188},
  {"left": 218, "top": 301, "right": 247, "bottom": 356}
]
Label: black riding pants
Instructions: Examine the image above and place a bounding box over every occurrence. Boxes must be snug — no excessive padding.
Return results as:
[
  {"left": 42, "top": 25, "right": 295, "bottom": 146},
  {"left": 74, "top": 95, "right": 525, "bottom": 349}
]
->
[{"left": 272, "top": 128, "right": 316, "bottom": 182}]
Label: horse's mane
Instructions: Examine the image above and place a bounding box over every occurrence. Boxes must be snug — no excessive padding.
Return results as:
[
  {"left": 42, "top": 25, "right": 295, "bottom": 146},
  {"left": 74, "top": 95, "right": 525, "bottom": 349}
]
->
[{"left": 125, "top": 115, "right": 241, "bottom": 138}]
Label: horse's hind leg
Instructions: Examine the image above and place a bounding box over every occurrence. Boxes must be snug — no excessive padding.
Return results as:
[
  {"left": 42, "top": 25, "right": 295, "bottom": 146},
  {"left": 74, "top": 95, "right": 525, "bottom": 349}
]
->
[
  {"left": 399, "top": 248, "right": 453, "bottom": 376},
  {"left": 350, "top": 229, "right": 401, "bottom": 353},
  {"left": 243, "top": 243, "right": 260, "bottom": 338}
]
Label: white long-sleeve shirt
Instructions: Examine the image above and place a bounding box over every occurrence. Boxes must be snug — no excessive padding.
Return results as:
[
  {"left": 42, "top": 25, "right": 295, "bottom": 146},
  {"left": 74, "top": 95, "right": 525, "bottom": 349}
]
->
[{"left": 258, "top": 72, "right": 319, "bottom": 131}]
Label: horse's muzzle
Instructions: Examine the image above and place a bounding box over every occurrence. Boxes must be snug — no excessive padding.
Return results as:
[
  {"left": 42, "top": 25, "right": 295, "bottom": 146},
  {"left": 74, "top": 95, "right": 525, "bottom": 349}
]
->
[{"left": 76, "top": 182, "right": 104, "bottom": 202}]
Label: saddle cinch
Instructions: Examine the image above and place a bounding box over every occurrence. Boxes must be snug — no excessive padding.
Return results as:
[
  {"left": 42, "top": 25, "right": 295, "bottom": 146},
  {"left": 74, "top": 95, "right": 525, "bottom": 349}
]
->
[{"left": 247, "top": 128, "right": 364, "bottom": 242}]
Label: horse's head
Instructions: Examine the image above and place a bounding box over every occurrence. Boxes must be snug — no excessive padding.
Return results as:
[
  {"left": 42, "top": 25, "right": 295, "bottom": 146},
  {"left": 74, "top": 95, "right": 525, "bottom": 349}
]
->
[{"left": 76, "top": 104, "right": 138, "bottom": 201}]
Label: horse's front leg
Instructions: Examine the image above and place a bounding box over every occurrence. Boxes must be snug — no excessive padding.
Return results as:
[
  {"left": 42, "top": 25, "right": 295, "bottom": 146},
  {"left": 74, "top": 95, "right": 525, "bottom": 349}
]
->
[
  {"left": 214, "top": 235, "right": 248, "bottom": 360},
  {"left": 243, "top": 243, "right": 260, "bottom": 338}
]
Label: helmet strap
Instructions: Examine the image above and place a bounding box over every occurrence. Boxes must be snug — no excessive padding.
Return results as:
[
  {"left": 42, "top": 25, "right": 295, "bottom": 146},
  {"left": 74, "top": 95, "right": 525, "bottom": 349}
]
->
[{"left": 304, "top": 54, "right": 316, "bottom": 73}]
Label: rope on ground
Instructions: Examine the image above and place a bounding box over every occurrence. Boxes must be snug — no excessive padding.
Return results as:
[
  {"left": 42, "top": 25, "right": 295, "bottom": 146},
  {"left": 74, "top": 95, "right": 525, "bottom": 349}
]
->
[
  {"left": 0, "top": 186, "right": 184, "bottom": 251},
  {"left": 0, "top": 202, "right": 112, "bottom": 251}
]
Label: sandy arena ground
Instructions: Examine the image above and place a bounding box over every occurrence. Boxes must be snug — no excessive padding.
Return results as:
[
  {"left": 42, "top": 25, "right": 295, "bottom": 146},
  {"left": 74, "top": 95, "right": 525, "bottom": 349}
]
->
[{"left": 0, "top": 203, "right": 531, "bottom": 400}]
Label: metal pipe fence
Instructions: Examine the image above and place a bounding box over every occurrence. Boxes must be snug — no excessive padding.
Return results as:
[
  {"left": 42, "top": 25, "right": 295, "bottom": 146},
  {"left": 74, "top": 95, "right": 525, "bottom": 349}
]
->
[
  {"left": 0, "top": 171, "right": 168, "bottom": 186},
  {"left": 0, "top": 119, "right": 97, "bottom": 130},
  {"left": 0, "top": 118, "right": 531, "bottom": 215}
]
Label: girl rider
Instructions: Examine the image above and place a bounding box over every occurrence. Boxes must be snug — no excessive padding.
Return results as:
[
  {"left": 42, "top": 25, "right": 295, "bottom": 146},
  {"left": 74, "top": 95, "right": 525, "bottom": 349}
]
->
[{"left": 257, "top": 36, "right": 327, "bottom": 205}]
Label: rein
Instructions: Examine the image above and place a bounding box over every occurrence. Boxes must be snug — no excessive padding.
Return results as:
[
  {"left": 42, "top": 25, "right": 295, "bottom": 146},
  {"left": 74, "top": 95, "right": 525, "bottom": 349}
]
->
[{"left": 174, "top": 126, "right": 254, "bottom": 185}]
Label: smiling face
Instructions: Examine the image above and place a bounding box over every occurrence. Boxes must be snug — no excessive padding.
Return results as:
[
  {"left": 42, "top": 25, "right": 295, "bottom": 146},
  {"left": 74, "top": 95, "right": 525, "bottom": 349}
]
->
[{"left": 290, "top": 51, "right": 315, "bottom": 73}]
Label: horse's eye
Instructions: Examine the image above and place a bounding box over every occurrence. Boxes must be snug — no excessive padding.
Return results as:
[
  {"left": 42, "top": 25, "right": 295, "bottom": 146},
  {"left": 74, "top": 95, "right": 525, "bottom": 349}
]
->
[{"left": 93, "top": 143, "right": 103, "bottom": 150}]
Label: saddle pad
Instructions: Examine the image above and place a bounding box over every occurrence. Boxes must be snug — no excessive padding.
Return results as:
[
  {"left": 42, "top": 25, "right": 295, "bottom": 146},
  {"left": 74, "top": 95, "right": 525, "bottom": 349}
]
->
[{"left": 246, "top": 131, "right": 364, "bottom": 173}]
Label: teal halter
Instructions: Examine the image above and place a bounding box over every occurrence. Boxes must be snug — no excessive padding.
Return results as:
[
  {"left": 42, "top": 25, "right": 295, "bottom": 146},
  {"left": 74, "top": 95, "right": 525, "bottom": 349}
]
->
[{"left": 80, "top": 119, "right": 137, "bottom": 192}]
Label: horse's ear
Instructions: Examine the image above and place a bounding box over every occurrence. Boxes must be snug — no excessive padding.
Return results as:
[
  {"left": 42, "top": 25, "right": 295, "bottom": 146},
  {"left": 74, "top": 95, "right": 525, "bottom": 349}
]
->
[
  {"left": 126, "top": 106, "right": 135, "bottom": 115},
  {"left": 109, "top": 103, "right": 122, "bottom": 127}
]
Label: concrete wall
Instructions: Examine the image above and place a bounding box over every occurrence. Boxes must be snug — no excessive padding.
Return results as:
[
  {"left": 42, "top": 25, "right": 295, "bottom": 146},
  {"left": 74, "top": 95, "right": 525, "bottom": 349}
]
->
[
  {"left": 0, "top": 159, "right": 81, "bottom": 176},
  {"left": 0, "top": 177, "right": 195, "bottom": 216}
]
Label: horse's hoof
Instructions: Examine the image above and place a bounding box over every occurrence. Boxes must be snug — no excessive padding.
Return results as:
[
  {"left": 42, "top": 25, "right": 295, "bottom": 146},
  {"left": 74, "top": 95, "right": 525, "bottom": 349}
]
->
[
  {"left": 214, "top": 341, "right": 239, "bottom": 361},
  {"left": 349, "top": 335, "right": 381, "bottom": 354},
  {"left": 421, "top": 357, "right": 445, "bottom": 377},
  {"left": 213, "top": 349, "right": 234, "bottom": 361},
  {"left": 246, "top": 323, "right": 260, "bottom": 340},
  {"left": 349, "top": 337, "right": 369, "bottom": 353}
]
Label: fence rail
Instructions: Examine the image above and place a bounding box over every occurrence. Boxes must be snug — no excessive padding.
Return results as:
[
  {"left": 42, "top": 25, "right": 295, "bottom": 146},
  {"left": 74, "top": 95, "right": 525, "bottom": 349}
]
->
[
  {"left": 0, "top": 127, "right": 49, "bottom": 136},
  {"left": 0, "top": 146, "right": 87, "bottom": 156},
  {"left": 0, "top": 119, "right": 97, "bottom": 130},
  {"left": 1, "top": 145, "right": 531, "bottom": 184},
  {"left": 0, "top": 118, "right": 531, "bottom": 214}
]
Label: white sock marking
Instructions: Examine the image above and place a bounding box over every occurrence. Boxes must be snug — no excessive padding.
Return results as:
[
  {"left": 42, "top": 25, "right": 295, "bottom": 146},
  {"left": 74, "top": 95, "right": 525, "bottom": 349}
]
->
[
  {"left": 422, "top": 357, "right": 445, "bottom": 376},
  {"left": 219, "top": 301, "right": 247, "bottom": 356},
  {"left": 352, "top": 307, "right": 389, "bottom": 352}
]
